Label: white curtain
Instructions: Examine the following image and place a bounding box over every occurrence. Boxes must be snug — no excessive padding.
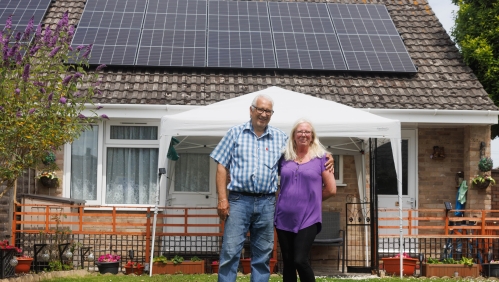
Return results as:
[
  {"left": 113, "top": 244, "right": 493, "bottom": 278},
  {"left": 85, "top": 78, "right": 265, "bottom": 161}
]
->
[
  {"left": 174, "top": 153, "right": 209, "bottom": 192},
  {"left": 71, "top": 125, "right": 98, "bottom": 200},
  {"left": 106, "top": 126, "right": 158, "bottom": 204}
]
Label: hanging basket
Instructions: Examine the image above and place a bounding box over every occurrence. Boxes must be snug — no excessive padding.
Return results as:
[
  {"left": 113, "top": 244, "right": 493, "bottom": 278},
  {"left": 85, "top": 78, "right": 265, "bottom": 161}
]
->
[
  {"left": 473, "top": 179, "right": 491, "bottom": 189},
  {"left": 39, "top": 177, "right": 59, "bottom": 188}
]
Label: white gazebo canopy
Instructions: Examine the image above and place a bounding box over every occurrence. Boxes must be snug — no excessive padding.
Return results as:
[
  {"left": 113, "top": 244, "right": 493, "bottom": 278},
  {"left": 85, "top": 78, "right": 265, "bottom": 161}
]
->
[{"left": 150, "top": 86, "right": 404, "bottom": 276}]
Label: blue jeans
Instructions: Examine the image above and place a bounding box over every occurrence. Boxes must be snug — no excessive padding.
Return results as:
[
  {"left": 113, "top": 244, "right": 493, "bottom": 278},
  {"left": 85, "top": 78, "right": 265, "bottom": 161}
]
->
[{"left": 218, "top": 192, "right": 276, "bottom": 282}]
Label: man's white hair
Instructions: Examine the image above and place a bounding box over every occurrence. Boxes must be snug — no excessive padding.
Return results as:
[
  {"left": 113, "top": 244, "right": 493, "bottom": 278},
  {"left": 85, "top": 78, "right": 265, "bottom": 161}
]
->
[{"left": 251, "top": 94, "right": 274, "bottom": 108}]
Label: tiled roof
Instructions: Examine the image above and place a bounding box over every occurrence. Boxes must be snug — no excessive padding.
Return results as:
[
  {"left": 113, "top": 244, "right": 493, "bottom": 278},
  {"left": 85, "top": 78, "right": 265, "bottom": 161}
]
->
[{"left": 44, "top": 0, "right": 498, "bottom": 110}]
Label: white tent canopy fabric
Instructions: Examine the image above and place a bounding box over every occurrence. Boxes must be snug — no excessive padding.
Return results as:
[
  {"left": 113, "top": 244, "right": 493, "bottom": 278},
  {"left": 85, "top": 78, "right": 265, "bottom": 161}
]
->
[{"left": 150, "top": 86, "right": 404, "bottom": 276}]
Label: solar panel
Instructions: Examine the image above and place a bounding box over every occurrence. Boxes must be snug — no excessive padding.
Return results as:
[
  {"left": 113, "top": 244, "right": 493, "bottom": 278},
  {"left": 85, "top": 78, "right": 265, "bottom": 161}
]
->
[
  {"left": 207, "top": 1, "right": 276, "bottom": 69},
  {"left": 70, "top": 0, "right": 416, "bottom": 73},
  {"left": 71, "top": 0, "right": 146, "bottom": 65},
  {"left": 328, "top": 3, "right": 416, "bottom": 73},
  {"left": 269, "top": 2, "right": 346, "bottom": 70},
  {"left": 0, "top": 0, "right": 51, "bottom": 36},
  {"left": 136, "top": 0, "right": 207, "bottom": 67}
]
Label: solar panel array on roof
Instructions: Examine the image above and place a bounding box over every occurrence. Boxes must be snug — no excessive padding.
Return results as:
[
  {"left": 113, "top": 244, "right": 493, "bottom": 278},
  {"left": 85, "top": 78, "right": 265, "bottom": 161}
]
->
[
  {"left": 269, "top": 2, "right": 346, "bottom": 70},
  {"left": 329, "top": 3, "right": 416, "bottom": 72},
  {"left": 136, "top": 0, "right": 207, "bottom": 67},
  {"left": 0, "top": 0, "right": 51, "bottom": 36},
  {"left": 207, "top": 1, "right": 275, "bottom": 68},
  {"left": 72, "top": 0, "right": 146, "bottom": 65},
  {"left": 71, "top": 0, "right": 417, "bottom": 73}
]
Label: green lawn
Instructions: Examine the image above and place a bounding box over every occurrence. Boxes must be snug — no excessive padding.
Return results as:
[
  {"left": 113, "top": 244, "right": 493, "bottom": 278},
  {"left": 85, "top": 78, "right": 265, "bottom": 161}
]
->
[{"left": 42, "top": 274, "right": 489, "bottom": 281}]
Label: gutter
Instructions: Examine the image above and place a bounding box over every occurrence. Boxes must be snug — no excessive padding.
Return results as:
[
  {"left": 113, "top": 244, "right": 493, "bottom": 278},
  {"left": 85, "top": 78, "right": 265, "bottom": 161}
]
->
[{"left": 364, "top": 109, "right": 499, "bottom": 125}]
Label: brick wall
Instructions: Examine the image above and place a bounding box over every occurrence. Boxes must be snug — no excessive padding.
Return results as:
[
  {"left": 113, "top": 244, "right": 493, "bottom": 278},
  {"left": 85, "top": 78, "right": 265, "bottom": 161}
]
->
[{"left": 418, "top": 126, "right": 491, "bottom": 234}]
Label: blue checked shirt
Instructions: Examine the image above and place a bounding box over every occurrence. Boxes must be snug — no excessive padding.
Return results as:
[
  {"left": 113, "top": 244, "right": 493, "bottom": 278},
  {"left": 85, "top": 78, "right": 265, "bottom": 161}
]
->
[{"left": 210, "top": 121, "right": 288, "bottom": 194}]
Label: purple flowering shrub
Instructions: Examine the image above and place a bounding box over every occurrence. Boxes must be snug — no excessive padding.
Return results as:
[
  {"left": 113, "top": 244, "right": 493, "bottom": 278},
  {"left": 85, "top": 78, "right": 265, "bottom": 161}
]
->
[{"left": 0, "top": 12, "right": 107, "bottom": 198}]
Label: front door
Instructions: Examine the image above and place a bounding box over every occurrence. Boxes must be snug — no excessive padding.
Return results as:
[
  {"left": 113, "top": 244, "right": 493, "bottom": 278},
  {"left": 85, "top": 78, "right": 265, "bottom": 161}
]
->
[
  {"left": 377, "top": 129, "right": 417, "bottom": 236},
  {"left": 164, "top": 154, "right": 219, "bottom": 253}
]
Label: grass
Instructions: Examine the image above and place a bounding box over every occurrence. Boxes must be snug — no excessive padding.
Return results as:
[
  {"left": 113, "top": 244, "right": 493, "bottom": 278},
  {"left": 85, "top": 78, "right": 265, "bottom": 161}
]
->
[{"left": 42, "top": 273, "right": 490, "bottom": 282}]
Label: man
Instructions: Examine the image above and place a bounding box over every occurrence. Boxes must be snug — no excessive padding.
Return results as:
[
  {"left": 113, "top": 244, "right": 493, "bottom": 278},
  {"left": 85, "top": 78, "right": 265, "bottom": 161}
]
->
[{"left": 210, "top": 94, "right": 333, "bottom": 282}]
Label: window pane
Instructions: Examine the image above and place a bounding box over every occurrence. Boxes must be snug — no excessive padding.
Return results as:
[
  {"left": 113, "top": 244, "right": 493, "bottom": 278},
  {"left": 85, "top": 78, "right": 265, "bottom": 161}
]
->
[
  {"left": 110, "top": 126, "right": 158, "bottom": 140},
  {"left": 71, "top": 125, "right": 98, "bottom": 200},
  {"left": 174, "top": 154, "right": 210, "bottom": 192},
  {"left": 106, "top": 148, "right": 158, "bottom": 204},
  {"left": 376, "top": 140, "right": 408, "bottom": 195},
  {"left": 333, "top": 154, "right": 339, "bottom": 180}
]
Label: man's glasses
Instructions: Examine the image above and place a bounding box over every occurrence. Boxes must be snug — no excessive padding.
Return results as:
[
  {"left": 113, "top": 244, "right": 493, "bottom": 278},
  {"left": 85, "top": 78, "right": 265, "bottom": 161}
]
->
[
  {"left": 252, "top": 106, "right": 274, "bottom": 115},
  {"left": 296, "top": 130, "right": 312, "bottom": 136}
]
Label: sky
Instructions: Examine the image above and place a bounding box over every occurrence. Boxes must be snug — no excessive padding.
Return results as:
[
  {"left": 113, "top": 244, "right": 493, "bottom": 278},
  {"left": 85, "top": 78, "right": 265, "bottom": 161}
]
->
[{"left": 426, "top": 0, "right": 499, "bottom": 167}]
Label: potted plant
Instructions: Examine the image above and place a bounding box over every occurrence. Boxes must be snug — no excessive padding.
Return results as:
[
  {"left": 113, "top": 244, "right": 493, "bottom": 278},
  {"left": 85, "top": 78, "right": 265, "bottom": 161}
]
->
[
  {"left": 472, "top": 157, "right": 495, "bottom": 189},
  {"left": 14, "top": 255, "right": 33, "bottom": 274},
  {"left": 0, "top": 240, "right": 21, "bottom": 279},
  {"left": 381, "top": 253, "right": 417, "bottom": 276},
  {"left": 239, "top": 258, "right": 278, "bottom": 274},
  {"left": 151, "top": 255, "right": 205, "bottom": 274},
  {"left": 422, "top": 257, "right": 479, "bottom": 277},
  {"left": 96, "top": 254, "right": 120, "bottom": 274},
  {"left": 483, "top": 260, "right": 499, "bottom": 277},
  {"left": 124, "top": 261, "right": 144, "bottom": 275},
  {"left": 211, "top": 260, "right": 219, "bottom": 274},
  {"left": 36, "top": 171, "right": 59, "bottom": 188}
]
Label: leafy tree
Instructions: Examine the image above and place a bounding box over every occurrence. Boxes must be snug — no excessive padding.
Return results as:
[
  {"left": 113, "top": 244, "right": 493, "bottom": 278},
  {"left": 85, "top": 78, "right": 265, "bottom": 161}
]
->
[
  {"left": 451, "top": 0, "right": 499, "bottom": 137},
  {"left": 0, "top": 12, "right": 106, "bottom": 199}
]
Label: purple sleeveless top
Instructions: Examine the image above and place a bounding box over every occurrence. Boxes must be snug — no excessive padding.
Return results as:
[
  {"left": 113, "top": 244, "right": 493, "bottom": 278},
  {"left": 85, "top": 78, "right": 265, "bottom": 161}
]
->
[{"left": 274, "top": 155, "right": 326, "bottom": 233}]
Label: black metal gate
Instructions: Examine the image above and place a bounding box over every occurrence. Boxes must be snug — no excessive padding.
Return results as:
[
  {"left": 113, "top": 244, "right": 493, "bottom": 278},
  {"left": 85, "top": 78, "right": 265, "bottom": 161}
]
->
[{"left": 345, "top": 196, "right": 372, "bottom": 273}]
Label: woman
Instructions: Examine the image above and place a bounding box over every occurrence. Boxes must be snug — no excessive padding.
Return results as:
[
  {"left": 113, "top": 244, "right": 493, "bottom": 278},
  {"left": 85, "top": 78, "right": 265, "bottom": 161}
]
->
[{"left": 274, "top": 119, "right": 337, "bottom": 282}]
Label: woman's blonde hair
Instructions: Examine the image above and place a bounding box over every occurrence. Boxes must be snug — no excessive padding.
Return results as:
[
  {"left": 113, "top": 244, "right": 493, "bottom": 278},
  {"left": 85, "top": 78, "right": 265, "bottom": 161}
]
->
[{"left": 283, "top": 119, "right": 328, "bottom": 161}]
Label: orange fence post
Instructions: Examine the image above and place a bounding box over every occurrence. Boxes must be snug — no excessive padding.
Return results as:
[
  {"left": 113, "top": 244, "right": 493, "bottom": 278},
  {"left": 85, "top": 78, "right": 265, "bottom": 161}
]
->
[
  {"left": 408, "top": 210, "right": 412, "bottom": 236},
  {"left": 112, "top": 207, "right": 116, "bottom": 233},
  {"left": 45, "top": 205, "right": 50, "bottom": 233},
  {"left": 481, "top": 210, "right": 486, "bottom": 235},
  {"left": 444, "top": 210, "right": 449, "bottom": 235},
  {"left": 79, "top": 206, "right": 83, "bottom": 232}
]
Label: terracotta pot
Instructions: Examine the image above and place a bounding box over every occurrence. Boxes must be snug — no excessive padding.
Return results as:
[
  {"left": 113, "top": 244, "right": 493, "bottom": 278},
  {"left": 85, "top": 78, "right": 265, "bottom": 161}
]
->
[
  {"left": 212, "top": 263, "right": 219, "bottom": 273},
  {"left": 422, "top": 263, "right": 479, "bottom": 277},
  {"left": 151, "top": 260, "right": 205, "bottom": 274},
  {"left": 382, "top": 257, "right": 417, "bottom": 276},
  {"left": 15, "top": 257, "right": 33, "bottom": 274},
  {"left": 124, "top": 265, "right": 144, "bottom": 275},
  {"left": 240, "top": 258, "right": 277, "bottom": 274}
]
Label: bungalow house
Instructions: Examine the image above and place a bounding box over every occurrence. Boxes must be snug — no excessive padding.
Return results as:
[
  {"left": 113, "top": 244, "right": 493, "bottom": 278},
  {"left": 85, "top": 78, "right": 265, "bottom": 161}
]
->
[{"left": 1, "top": 0, "right": 498, "bottom": 275}]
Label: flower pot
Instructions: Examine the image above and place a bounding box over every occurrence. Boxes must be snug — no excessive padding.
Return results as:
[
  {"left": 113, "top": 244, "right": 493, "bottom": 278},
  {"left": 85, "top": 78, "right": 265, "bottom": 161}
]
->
[
  {"left": 473, "top": 179, "right": 491, "bottom": 189},
  {"left": 151, "top": 260, "right": 205, "bottom": 274},
  {"left": 39, "top": 177, "right": 58, "bottom": 188},
  {"left": 97, "top": 261, "right": 119, "bottom": 274},
  {"left": 381, "top": 257, "right": 417, "bottom": 276},
  {"left": 240, "top": 258, "right": 277, "bottom": 274},
  {"left": 15, "top": 257, "right": 33, "bottom": 274},
  {"left": 422, "top": 263, "right": 479, "bottom": 277},
  {"left": 482, "top": 263, "right": 499, "bottom": 277},
  {"left": 124, "top": 265, "right": 144, "bottom": 275}
]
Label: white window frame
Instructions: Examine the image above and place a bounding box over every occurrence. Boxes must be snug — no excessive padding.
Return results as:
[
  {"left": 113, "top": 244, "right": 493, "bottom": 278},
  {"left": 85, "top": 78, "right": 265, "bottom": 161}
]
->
[
  {"left": 64, "top": 120, "right": 160, "bottom": 207},
  {"left": 334, "top": 155, "right": 344, "bottom": 185}
]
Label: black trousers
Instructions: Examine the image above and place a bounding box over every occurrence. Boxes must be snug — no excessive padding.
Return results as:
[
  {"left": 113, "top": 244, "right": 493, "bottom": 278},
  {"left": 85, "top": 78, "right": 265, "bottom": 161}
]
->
[{"left": 276, "top": 224, "right": 318, "bottom": 282}]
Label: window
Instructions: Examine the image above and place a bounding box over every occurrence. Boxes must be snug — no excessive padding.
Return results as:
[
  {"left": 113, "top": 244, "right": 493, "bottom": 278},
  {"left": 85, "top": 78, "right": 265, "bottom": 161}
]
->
[
  {"left": 70, "top": 125, "right": 98, "bottom": 201},
  {"left": 67, "top": 122, "right": 159, "bottom": 206},
  {"left": 173, "top": 153, "right": 210, "bottom": 193}
]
